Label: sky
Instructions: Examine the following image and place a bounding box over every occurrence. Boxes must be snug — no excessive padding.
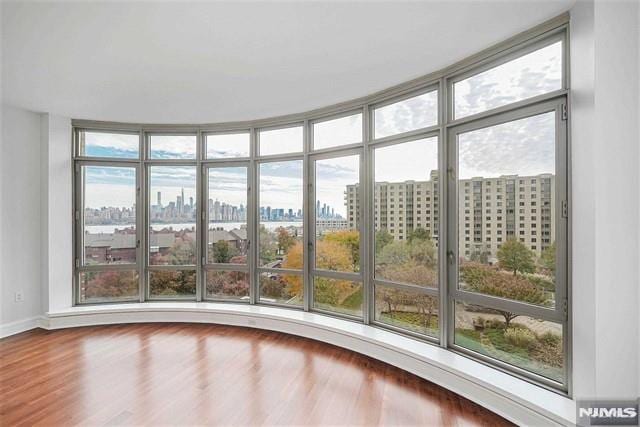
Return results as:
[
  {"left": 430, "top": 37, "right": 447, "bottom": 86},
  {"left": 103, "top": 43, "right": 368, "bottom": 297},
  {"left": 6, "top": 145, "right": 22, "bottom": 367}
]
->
[{"left": 83, "top": 40, "right": 560, "bottom": 211}]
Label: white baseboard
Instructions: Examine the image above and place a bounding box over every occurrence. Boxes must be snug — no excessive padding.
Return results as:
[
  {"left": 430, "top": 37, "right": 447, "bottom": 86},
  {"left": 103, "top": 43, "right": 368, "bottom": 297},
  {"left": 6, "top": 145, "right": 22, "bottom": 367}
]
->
[
  {"left": 44, "top": 302, "right": 576, "bottom": 426},
  {"left": 0, "top": 315, "right": 47, "bottom": 339}
]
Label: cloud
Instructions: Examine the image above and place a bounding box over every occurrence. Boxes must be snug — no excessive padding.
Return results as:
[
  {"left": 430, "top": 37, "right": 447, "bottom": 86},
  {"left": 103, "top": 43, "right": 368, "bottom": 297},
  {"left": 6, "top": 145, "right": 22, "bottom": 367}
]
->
[
  {"left": 455, "top": 41, "right": 561, "bottom": 118},
  {"left": 313, "top": 113, "right": 362, "bottom": 149},
  {"left": 149, "top": 135, "right": 197, "bottom": 159},
  {"left": 458, "top": 111, "right": 555, "bottom": 179},
  {"left": 375, "top": 90, "right": 438, "bottom": 138},
  {"left": 206, "top": 133, "right": 250, "bottom": 158}
]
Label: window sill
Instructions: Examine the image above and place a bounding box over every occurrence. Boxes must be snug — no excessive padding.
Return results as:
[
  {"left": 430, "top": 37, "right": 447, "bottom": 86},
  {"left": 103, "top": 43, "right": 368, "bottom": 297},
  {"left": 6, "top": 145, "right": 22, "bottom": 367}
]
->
[{"left": 45, "top": 302, "right": 575, "bottom": 426}]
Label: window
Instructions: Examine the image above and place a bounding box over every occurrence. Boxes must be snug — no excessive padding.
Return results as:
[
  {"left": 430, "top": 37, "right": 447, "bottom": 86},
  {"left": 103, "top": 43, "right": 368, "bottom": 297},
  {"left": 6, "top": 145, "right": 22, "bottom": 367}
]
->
[
  {"left": 373, "top": 137, "right": 439, "bottom": 336},
  {"left": 73, "top": 26, "right": 569, "bottom": 392},
  {"left": 258, "top": 160, "right": 304, "bottom": 306},
  {"left": 313, "top": 112, "right": 362, "bottom": 150},
  {"left": 312, "top": 153, "right": 362, "bottom": 317},
  {"left": 375, "top": 284, "right": 438, "bottom": 336},
  {"left": 77, "top": 164, "right": 139, "bottom": 303},
  {"left": 450, "top": 97, "right": 566, "bottom": 387},
  {"left": 149, "top": 134, "right": 197, "bottom": 159},
  {"left": 259, "top": 125, "right": 303, "bottom": 156},
  {"left": 374, "top": 90, "right": 438, "bottom": 139},
  {"left": 206, "top": 132, "right": 250, "bottom": 159},
  {"left": 148, "top": 165, "right": 197, "bottom": 298},
  {"left": 205, "top": 165, "right": 249, "bottom": 300},
  {"left": 78, "top": 130, "right": 139, "bottom": 159},
  {"left": 454, "top": 41, "right": 562, "bottom": 119},
  {"left": 81, "top": 165, "right": 137, "bottom": 266},
  {"left": 454, "top": 302, "right": 563, "bottom": 383}
]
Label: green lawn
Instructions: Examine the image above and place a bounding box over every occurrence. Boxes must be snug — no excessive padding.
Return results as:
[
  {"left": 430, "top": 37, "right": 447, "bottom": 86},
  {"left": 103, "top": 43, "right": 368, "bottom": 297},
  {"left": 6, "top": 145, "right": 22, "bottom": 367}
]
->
[{"left": 455, "top": 326, "right": 563, "bottom": 382}]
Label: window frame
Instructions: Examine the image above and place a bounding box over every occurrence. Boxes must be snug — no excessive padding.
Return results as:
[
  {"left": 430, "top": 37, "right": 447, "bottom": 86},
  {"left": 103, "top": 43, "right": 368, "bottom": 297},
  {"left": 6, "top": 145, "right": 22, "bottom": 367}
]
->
[
  {"left": 446, "top": 96, "right": 569, "bottom": 390},
  {"left": 74, "top": 159, "right": 142, "bottom": 304},
  {"left": 203, "top": 160, "right": 251, "bottom": 302},
  {"left": 369, "top": 133, "right": 442, "bottom": 342},
  {"left": 255, "top": 156, "right": 305, "bottom": 309},
  {"left": 144, "top": 131, "right": 201, "bottom": 301},
  {"left": 447, "top": 30, "right": 568, "bottom": 124},
  {"left": 308, "top": 146, "right": 365, "bottom": 320},
  {"left": 71, "top": 17, "right": 571, "bottom": 394}
]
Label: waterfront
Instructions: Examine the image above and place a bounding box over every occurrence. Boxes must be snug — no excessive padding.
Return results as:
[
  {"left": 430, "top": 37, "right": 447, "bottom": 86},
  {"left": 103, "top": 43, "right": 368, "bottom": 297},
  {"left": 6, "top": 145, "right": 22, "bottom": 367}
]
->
[{"left": 86, "top": 221, "right": 303, "bottom": 234}]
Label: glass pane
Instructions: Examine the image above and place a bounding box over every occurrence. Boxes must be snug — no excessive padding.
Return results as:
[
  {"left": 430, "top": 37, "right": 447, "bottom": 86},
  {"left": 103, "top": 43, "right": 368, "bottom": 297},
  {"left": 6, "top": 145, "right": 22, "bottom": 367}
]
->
[
  {"left": 206, "top": 133, "right": 250, "bottom": 159},
  {"left": 206, "top": 270, "right": 250, "bottom": 300},
  {"left": 207, "top": 167, "right": 248, "bottom": 264},
  {"left": 454, "top": 41, "right": 562, "bottom": 119},
  {"left": 259, "top": 272, "right": 303, "bottom": 306},
  {"left": 149, "top": 166, "right": 197, "bottom": 266},
  {"left": 315, "top": 155, "right": 360, "bottom": 273},
  {"left": 313, "top": 277, "right": 362, "bottom": 317},
  {"left": 80, "top": 131, "right": 139, "bottom": 159},
  {"left": 374, "top": 285, "right": 438, "bottom": 337},
  {"left": 313, "top": 113, "right": 362, "bottom": 150},
  {"left": 259, "top": 126, "right": 303, "bottom": 156},
  {"left": 149, "top": 135, "right": 197, "bottom": 159},
  {"left": 457, "top": 112, "right": 556, "bottom": 308},
  {"left": 79, "top": 270, "right": 138, "bottom": 303},
  {"left": 258, "top": 161, "right": 303, "bottom": 267},
  {"left": 149, "top": 270, "right": 196, "bottom": 297},
  {"left": 374, "top": 90, "right": 438, "bottom": 139},
  {"left": 374, "top": 138, "right": 438, "bottom": 288},
  {"left": 82, "top": 166, "right": 137, "bottom": 265},
  {"left": 454, "top": 301, "right": 564, "bottom": 383}
]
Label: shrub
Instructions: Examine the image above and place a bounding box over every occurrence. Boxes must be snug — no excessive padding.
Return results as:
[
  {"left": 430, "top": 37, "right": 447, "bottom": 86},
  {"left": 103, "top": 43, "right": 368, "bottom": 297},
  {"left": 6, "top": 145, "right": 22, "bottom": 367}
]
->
[
  {"left": 504, "top": 327, "right": 536, "bottom": 349},
  {"left": 531, "top": 334, "right": 563, "bottom": 368},
  {"left": 523, "top": 274, "right": 555, "bottom": 291},
  {"left": 538, "top": 331, "right": 562, "bottom": 347}
]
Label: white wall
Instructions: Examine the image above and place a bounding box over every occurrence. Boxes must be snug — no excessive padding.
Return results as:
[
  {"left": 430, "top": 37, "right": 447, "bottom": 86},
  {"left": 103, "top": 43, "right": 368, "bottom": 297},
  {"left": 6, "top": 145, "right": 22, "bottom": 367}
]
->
[
  {"left": 570, "top": 0, "right": 596, "bottom": 400},
  {"left": 592, "top": 0, "right": 639, "bottom": 400},
  {"left": 1, "top": 105, "right": 43, "bottom": 325},
  {"left": 40, "top": 113, "right": 72, "bottom": 313},
  {"left": 571, "top": 0, "right": 640, "bottom": 400}
]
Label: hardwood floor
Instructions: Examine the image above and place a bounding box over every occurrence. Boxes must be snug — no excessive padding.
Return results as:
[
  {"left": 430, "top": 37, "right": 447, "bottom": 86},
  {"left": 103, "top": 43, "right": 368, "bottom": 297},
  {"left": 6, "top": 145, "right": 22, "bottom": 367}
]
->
[{"left": 0, "top": 323, "right": 513, "bottom": 426}]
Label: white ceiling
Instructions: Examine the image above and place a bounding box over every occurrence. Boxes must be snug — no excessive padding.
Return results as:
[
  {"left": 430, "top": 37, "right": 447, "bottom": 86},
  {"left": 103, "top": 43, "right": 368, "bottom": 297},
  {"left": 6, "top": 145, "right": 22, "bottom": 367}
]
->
[{"left": 2, "top": 1, "right": 575, "bottom": 124}]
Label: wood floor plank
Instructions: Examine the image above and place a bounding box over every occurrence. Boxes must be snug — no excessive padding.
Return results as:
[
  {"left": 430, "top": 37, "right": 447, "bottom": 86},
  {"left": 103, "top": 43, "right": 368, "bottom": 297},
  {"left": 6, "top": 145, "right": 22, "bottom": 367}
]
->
[{"left": 0, "top": 323, "right": 514, "bottom": 426}]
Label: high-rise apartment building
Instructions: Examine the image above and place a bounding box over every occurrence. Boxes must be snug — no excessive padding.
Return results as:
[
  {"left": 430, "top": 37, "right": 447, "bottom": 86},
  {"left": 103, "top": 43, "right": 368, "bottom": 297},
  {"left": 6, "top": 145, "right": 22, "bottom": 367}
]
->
[{"left": 347, "top": 171, "right": 555, "bottom": 259}]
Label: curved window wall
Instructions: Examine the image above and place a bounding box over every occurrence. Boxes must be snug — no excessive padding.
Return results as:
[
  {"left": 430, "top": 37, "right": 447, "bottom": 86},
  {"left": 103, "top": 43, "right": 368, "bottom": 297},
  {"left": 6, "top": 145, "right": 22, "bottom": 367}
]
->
[{"left": 73, "top": 22, "right": 569, "bottom": 392}]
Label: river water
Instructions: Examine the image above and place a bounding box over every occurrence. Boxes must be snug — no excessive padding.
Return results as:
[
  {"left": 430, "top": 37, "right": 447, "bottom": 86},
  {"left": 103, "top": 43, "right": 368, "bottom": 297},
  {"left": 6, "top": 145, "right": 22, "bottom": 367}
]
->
[{"left": 86, "top": 221, "right": 303, "bottom": 233}]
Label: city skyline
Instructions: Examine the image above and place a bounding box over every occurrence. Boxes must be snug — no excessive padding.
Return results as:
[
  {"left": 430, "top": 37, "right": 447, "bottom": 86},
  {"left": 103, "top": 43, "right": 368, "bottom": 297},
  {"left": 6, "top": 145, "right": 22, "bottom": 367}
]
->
[{"left": 85, "top": 189, "right": 341, "bottom": 225}]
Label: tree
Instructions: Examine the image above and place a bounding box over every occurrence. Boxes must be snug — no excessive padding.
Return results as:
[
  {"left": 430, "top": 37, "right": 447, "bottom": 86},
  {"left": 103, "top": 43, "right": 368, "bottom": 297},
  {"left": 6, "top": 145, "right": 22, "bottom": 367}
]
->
[
  {"left": 375, "top": 229, "right": 393, "bottom": 254},
  {"left": 206, "top": 271, "right": 249, "bottom": 297},
  {"left": 83, "top": 270, "right": 138, "bottom": 300},
  {"left": 276, "top": 227, "right": 296, "bottom": 256},
  {"left": 150, "top": 270, "right": 196, "bottom": 296},
  {"left": 211, "top": 240, "right": 237, "bottom": 263},
  {"left": 163, "top": 236, "right": 196, "bottom": 265},
  {"left": 259, "top": 225, "right": 276, "bottom": 264},
  {"left": 470, "top": 247, "right": 491, "bottom": 264},
  {"left": 461, "top": 262, "right": 550, "bottom": 326},
  {"left": 281, "top": 239, "right": 356, "bottom": 307},
  {"left": 497, "top": 239, "right": 536, "bottom": 276},
  {"left": 408, "top": 238, "right": 437, "bottom": 268},
  {"left": 281, "top": 241, "right": 303, "bottom": 298},
  {"left": 377, "top": 240, "right": 411, "bottom": 266},
  {"left": 316, "top": 240, "right": 354, "bottom": 272},
  {"left": 540, "top": 242, "right": 556, "bottom": 276},
  {"left": 407, "top": 227, "right": 430, "bottom": 243},
  {"left": 323, "top": 230, "right": 360, "bottom": 269}
]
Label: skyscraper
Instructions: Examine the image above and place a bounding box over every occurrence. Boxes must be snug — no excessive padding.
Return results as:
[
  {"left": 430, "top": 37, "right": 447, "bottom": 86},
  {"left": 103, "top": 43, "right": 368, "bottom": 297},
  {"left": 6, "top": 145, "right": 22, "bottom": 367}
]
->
[{"left": 157, "top": 191, "right": 162, "bottom": 207}]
